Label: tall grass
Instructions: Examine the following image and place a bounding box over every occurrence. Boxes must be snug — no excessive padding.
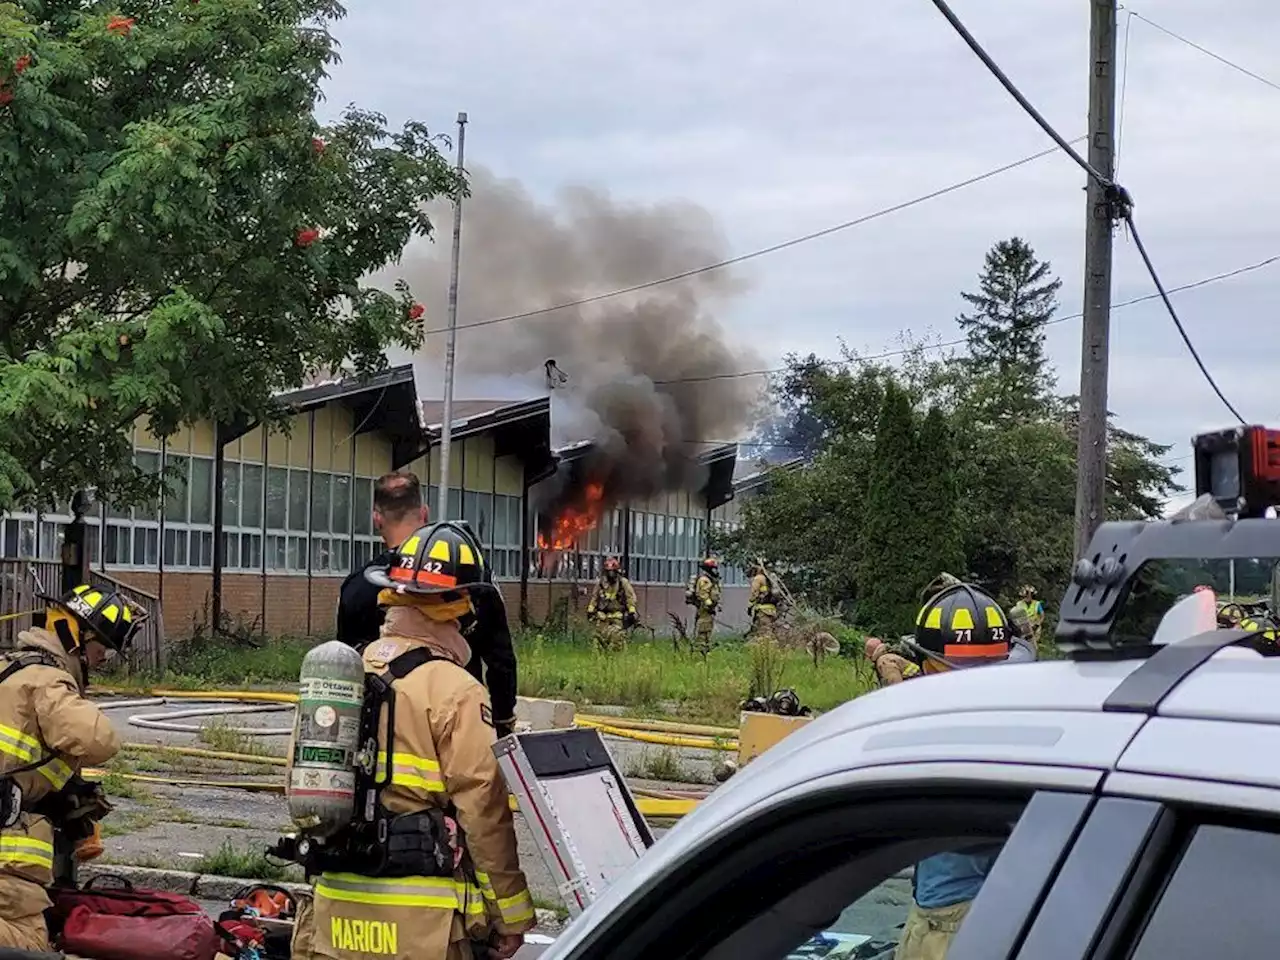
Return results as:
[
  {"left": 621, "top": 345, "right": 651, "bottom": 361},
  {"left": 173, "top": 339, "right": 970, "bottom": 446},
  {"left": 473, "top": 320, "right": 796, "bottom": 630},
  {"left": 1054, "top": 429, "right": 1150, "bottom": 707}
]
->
[{"left": 516, "top": 633, "right": 874, "bottom": 724}]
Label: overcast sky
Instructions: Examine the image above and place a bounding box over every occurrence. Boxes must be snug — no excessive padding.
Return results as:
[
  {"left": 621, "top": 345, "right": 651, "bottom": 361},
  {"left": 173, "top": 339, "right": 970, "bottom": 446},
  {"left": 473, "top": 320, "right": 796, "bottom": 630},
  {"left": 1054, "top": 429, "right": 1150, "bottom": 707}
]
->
[{"left": 321, "top": 0, "right": 1279, "bottom": 485}]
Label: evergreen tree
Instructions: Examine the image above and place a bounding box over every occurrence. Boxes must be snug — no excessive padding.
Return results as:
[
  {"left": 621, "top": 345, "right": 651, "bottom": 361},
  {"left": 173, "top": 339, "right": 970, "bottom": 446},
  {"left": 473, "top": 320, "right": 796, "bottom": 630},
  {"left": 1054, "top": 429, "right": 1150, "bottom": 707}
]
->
[
  {"left": 957, "top": 238, "right": 1062, "bottom": 422},
  {"left": 857, "top": 383, "right": 927, "bottom": 634},
  {"left": 916, "top": 406, "right": 964, "bottom": 579}
]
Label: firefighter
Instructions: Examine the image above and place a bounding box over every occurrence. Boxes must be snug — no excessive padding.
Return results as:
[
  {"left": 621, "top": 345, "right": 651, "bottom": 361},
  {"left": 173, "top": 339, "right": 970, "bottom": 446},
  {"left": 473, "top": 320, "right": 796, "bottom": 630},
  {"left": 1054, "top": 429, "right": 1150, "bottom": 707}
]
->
[
  {"left": 746, "top": 561, "right": 781, "bottom": 640},
  {"left": 586, "top": 557, "right": 638, "bottom": 652},
  {"left": 1011, "top": 585, "right": 1044, "bottom": 645},
  {"left": 864, "top": 637, "right": 920, "bottom": 686},
  {"left": 294, "top": 522, "right": 534, "bottom": 960},
  {"left": 688, "top": 558, "right": 722, "bottom": 657},
  {"left": 0, "top": 584, "right": 133, "bottom": 950},
  {"left": 890, "top": 581, "right": 1033, "bottom": 960}
]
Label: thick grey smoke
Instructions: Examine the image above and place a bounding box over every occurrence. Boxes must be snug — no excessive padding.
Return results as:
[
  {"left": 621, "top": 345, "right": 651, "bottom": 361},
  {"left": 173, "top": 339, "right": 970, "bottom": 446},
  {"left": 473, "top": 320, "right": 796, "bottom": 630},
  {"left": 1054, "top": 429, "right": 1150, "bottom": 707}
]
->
[{"left": 390, "top": 167, "right": 763, "bottom": 514}]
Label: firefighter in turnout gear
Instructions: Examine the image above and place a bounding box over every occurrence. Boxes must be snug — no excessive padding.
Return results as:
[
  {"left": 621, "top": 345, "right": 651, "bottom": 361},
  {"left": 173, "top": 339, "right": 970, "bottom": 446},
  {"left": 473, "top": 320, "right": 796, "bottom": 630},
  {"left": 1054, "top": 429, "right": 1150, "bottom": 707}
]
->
[
  {"left": 888, "top": 581, "right": 1033, "bottom": 960},
  {"left": 0, "top": 585, "right": 134, "bottom": 950},
  {"left": 746, "top": 561, "right": 784, "bottom": 640},
  {"left": 586, "top": 557, "right": 638, "bottom": 652},
  {"left": 292, "top": 522, "right": 535, "bottom": 960},
  {"left": 688, "top": 558, "right": 722, "bottom": 657},
  {"left": 1011, "top": 585, "right": 1044, "bottom": 645}
]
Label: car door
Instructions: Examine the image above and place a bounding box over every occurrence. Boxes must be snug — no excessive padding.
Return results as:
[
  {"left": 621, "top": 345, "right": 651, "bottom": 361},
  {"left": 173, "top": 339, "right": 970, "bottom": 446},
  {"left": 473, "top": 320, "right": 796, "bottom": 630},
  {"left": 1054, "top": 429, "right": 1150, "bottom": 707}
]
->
[
  {"left": 551, "top": 771, "right": 1097, "bottom": 960},
  {"left": 991, "top": 789, "right": 1280, "bottom": 960}
]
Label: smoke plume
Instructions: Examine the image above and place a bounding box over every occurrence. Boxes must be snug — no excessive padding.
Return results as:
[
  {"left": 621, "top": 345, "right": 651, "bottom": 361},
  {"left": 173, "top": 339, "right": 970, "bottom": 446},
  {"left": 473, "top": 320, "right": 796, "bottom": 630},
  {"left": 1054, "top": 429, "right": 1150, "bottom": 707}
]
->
[{"left": 389, "top": 167, "right": 763, "bottom": 514}]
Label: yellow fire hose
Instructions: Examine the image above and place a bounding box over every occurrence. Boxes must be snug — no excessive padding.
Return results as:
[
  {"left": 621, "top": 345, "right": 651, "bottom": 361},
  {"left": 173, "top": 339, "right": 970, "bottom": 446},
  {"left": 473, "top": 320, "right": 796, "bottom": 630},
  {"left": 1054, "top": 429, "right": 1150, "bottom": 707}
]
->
[
  {"left": 99, "top": 687, "right": 738, "bottom": 750},
  {"left": 575, "top": 718, "right": 737, "bottom": 752},
  {"left": 120, "top": 742, "right": 288, "bottom": 767},
  {"left": 576, "top": 714, "right": 737, "bottom": 738}
]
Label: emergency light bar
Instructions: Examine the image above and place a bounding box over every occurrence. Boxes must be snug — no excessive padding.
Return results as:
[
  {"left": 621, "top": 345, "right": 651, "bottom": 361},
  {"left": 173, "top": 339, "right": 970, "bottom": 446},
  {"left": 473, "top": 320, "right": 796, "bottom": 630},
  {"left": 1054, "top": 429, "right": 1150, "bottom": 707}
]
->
[{"left": 1193, "top": 425, "right": 1280, "bottom": 519}]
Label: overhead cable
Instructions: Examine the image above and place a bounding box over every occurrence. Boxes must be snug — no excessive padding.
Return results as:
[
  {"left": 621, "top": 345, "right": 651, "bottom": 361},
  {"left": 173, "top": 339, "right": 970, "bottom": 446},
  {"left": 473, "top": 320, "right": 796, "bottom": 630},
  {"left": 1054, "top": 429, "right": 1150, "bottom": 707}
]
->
[
  {"left": 422, "top": 142, "right": 1080, "bottom": 337},
  {"left": 1129, "top": 11, "right": 1280, "bottom": 95},
  {"left": 652, "top": 252, "right": 1280, "bottom": 385}
]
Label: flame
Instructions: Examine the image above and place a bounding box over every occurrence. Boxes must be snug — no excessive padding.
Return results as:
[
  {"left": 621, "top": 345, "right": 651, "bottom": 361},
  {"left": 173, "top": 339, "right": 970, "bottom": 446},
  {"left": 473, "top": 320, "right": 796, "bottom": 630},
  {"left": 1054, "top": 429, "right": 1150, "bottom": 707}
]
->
[{"left": 537, "top": 482, "right": 605, "bottom": 551}]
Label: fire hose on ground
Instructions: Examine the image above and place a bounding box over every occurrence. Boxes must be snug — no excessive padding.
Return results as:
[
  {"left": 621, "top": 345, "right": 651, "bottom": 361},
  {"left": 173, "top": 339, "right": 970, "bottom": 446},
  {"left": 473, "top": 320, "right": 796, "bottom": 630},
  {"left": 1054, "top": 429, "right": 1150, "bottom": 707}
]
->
[{"left": 92, "top": 690, "right": 721, "bottom": 817}]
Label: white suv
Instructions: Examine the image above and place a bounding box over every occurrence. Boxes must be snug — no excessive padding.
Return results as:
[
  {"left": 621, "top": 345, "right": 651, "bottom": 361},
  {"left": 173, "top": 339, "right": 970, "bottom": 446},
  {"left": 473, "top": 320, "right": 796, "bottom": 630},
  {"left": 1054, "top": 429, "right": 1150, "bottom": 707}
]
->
[{"left": 535, "top": 518, "right": 1280, "bottom": 960}]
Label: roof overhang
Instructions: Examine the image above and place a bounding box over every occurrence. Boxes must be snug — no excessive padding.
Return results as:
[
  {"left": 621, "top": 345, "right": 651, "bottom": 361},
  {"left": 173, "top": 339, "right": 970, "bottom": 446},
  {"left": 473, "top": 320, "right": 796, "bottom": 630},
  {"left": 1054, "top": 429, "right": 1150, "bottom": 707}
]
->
[
  {"left": 221, "top": 364, "right": 423, "bottom": 468},
  {"left": 698, "top": 443, "right": 739, "bottom": 511},
  {"left": 424, "top": 398, "right": 554, "bottom": 482}
]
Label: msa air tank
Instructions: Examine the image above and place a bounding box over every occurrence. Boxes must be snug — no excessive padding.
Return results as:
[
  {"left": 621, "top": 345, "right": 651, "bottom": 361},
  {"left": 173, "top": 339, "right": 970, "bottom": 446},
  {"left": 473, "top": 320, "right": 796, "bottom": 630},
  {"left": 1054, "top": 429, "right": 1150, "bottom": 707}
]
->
[{"left": 288, "top": 640, "right": 365, "bottom": 837}]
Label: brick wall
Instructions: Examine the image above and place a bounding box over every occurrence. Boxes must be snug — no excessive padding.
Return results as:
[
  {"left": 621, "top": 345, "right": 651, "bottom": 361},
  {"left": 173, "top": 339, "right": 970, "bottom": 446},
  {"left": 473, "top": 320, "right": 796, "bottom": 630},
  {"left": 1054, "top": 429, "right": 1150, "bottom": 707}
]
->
[
  {"left": 112, "top": 572, "right": 749, "bottom": 642},
  {"left": 113, "top": 571, "right": 345, "bottom": 640}
]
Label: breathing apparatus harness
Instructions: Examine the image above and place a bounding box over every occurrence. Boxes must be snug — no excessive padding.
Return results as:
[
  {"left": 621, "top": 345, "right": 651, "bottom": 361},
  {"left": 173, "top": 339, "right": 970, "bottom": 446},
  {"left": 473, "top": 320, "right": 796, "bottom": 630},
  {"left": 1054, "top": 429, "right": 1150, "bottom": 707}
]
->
[
  {"left": 274, "top": 647, "right": 459, "bottom": 880},
  {"left": 0, "top": 650, "right": 112, "bottom": 837}
]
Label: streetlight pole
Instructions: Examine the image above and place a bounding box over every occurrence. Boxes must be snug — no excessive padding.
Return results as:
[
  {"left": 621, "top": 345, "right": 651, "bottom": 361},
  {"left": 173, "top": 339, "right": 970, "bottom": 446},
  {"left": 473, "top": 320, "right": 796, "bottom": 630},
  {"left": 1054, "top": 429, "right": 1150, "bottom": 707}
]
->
[{"left": 437, "top": 111, "right": 467, "bottom": 520}]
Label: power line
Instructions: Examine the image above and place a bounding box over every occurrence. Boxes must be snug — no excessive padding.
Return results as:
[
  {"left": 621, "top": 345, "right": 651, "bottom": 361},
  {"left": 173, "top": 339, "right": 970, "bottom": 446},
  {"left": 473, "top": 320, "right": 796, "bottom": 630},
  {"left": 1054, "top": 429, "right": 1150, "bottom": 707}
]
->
[
  {"left": 653, "top": 252, "right": 1280, "bottom": 385},
  {"left": 925, "top": 0, "right": 1247, "bottom": 426},
  {"left": 1129, "top": 10, "right": 1280, "bottom": 95},
  {"left": 422, "top": 141, "right": 1080, "bottom": 337},
  {"left": 1116, "top": 9, "right": 1134, "bottom": 175},
  {"left": 1125, "top": 217, "right": 1247, "bottom": 423}
]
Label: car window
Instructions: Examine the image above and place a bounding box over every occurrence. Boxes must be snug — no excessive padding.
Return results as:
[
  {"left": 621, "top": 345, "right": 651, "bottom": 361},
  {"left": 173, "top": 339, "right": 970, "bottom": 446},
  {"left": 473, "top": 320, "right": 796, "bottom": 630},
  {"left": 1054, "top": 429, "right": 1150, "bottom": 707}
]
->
[
  {"left": 1125, "top": 824, "right": 1280, "bottom": 960},
  {"left": 570, "top": 789, "right": 1089, "bottom": 960}
]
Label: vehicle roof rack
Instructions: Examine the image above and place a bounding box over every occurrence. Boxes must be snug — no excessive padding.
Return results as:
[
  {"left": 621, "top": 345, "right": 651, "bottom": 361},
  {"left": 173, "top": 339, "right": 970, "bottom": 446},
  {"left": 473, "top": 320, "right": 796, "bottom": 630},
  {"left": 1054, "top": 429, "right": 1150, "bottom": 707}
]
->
[
  {"left": 1101, "top": 627, "right": 1252, "bottom": 715},
  {"left": 1056, "top": 517, "right": 1280, "bottom": 653}
]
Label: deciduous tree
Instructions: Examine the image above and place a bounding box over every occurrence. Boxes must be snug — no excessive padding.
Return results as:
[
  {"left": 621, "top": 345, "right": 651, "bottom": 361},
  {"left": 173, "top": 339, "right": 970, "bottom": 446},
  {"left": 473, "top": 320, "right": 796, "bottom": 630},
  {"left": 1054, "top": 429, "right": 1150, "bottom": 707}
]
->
[{"left": 0, "top": 0, "right": 461, "bottom": 510}]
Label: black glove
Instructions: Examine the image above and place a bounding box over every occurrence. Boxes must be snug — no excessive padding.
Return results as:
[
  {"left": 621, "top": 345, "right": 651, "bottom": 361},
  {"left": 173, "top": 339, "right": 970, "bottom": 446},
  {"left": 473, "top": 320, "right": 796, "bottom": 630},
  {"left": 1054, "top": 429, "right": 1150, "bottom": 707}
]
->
[{"left": 623, "top": 612, "right": 639, "bottom": 629}]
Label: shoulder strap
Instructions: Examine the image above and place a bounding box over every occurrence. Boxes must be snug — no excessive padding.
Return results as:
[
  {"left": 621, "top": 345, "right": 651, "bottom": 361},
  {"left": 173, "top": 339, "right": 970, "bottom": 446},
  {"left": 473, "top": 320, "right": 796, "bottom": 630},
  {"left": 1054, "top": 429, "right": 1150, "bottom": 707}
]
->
[
  {"left": 0, "top": 651, "right": 59, "bottom": 687},
  {"left": 385, "top": 647, "right": 436, "bottom": 681}
]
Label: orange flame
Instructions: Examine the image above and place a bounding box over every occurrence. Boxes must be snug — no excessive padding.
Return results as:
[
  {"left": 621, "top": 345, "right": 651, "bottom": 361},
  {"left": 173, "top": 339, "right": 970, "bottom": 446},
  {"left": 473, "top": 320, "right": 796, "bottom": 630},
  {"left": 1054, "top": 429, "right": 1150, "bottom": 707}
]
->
[{"left": 537, "top": 483, "right": 605, "bottom": 551}]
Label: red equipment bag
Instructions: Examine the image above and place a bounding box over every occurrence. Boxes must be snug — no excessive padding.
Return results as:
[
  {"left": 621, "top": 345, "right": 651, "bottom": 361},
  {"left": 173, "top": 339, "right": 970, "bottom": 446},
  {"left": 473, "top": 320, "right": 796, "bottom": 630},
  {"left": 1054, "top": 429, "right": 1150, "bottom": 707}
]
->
[{"left": 48, "top": 874, "right": 220, "bottom": 960}]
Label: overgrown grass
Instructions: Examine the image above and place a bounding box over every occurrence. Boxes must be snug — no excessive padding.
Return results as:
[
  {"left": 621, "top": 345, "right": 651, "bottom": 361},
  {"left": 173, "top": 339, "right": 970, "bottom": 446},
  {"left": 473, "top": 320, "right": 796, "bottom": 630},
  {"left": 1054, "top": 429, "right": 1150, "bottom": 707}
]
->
[
  {"left": 516, "top": 633, "right": 875, "bottom": 725},
  {"left": 102, "top": 627, "right": 877, "bottom": 726},
  {"left": 102, "top": 634, "right": 313, "bottom": 690},
  {"left": 99, "top": 770, "right": 156, "bottom": 804},
  {"left": 195, "top": 840, "right": 291, "bottom": 881}
]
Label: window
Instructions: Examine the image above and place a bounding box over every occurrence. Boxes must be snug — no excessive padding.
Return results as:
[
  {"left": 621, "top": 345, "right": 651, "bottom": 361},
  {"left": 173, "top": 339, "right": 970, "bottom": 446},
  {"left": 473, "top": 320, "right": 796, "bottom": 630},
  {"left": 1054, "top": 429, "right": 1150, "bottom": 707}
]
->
[
  {"left": 242, "top": 464, "right": 263, "bottom": 529},
  {"left": 311, "top": 474, "right": 331, "bottom": 533},
  {"left": 164, "top": 456, "right": 190, "bottom": 523},
  {"left": 189, "top": 457, "right": 214, "bottom": 525},
  {"left": 576, "top": 790, "right": 1075, "bottom": 960},
  {"left": 287, "top": 470, "right": 308, "bottom": 533},
  {"left": 266, "top": 468, "right": 288, "bottom": 530},
  {"left": 353, "top": 479, "right": 372, "bottom": 535},
  {"left": 164, "top": 528, "right": 188, "bottom": 567},
  {"left": 1126, "top": 825, "right": 1280, "bottom": 960},
  {"left": 332, "top": 475, "right": 351, "bottom": 535},
  {"left": 221, "top": 461, "right": 242, "bottom": 526}
]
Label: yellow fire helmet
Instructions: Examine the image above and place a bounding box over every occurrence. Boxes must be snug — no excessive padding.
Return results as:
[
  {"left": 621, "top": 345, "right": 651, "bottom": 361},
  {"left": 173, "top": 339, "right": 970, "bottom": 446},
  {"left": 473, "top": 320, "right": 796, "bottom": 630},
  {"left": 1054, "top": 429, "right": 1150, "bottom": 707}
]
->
[
  {"left": 50, "top": 584, "right": 143, "bottom": 652},
  {"left": 366, "top": 521, "right": 490, "bottom": 597}
]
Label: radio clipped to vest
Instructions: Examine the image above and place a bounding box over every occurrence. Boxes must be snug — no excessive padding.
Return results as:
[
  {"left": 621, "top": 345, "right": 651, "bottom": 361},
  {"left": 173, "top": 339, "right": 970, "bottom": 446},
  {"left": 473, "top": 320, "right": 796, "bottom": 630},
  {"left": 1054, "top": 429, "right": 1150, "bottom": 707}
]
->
[{"left": 273, "top": 641, "right": 455, "bottom": 879}]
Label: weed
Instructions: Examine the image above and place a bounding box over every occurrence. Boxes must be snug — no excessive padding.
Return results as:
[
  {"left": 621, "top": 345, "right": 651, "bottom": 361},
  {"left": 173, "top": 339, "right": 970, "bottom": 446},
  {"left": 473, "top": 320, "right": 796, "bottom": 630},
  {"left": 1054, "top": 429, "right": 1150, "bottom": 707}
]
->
[
  {"left": 101, "top": 811, "right": 158, "bottom": 837},
  {"left": 197, "top": 720, "right": 264, "bottom": 756},
  {"left": 195, "top": 840, "right": 290, "bottom": 881},
  {"left": 99, "top": 771, "right": 155, "bottom": 804},
  {"left": 637, "top": 748, "right": 687, "bottom": 782},
  {"left": 532, "top": 896, "right": 569, "bottom": 921}
]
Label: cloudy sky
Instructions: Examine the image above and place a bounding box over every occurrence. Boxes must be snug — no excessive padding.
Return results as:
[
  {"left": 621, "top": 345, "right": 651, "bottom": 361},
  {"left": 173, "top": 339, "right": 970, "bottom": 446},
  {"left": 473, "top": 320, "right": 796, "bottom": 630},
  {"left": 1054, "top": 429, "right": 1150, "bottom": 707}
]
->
[{"left": 321, "top": 0, "right": 1278, "bottom": 482}]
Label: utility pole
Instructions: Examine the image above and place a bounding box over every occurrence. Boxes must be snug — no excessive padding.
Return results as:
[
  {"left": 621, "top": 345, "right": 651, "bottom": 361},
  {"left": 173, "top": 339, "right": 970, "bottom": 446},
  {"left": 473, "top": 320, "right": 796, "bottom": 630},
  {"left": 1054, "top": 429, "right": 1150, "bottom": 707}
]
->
[
  {"left": 437, "top": 111, "right": 467, "bottom": 521},
  {"left": 1073, "top": 0, "right": 1118, "bottom": 559}
]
